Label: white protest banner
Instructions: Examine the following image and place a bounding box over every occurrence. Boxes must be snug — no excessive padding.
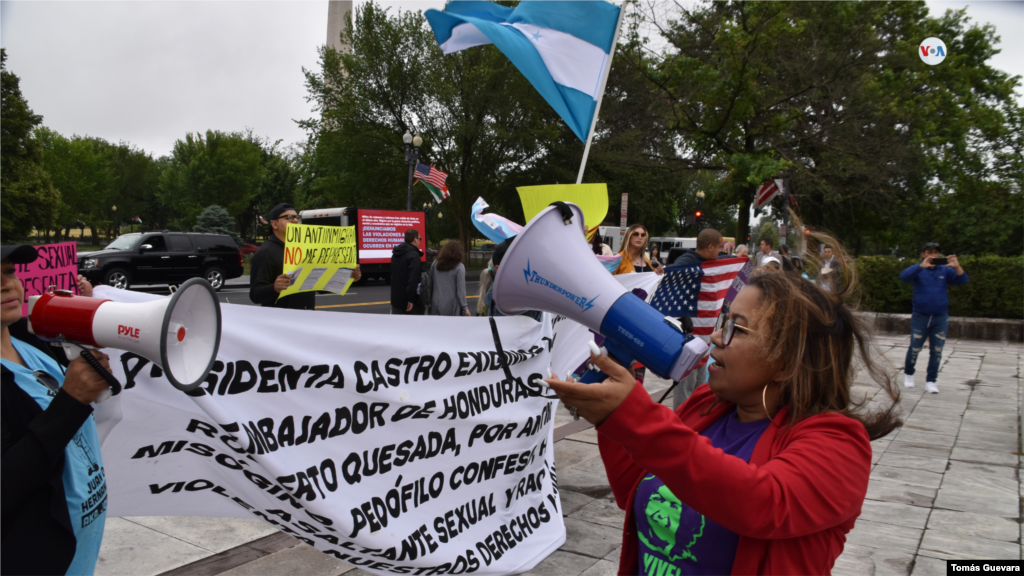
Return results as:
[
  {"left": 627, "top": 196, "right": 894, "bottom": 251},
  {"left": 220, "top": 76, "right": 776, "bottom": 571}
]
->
[
  {"left": 92, "top": 286, "right": 564, "bottom": 575},
  {"left": 548, "top": 272, "right": 661, "bottom": 379}
]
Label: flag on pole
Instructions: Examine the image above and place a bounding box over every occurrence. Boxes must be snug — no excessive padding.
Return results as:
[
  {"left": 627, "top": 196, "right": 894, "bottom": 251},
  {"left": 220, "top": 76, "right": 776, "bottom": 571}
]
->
[
  {"left": 649, "top": 257, "right": 749, "bottom": 341},
  {"left": 424, "top": 1, "right": 621, "bottom": 142},
  {"left": 132, "top": 216, "right": 143, "bottom": 224},
  {"left": 259, "top": 216, "right": 268, "bottom": 225},
  {"left": 753, "top": 179, "right": 784, "bottom": 211},
  {"left": 414, "top": 163, "right": 449, "bottom": 202}
]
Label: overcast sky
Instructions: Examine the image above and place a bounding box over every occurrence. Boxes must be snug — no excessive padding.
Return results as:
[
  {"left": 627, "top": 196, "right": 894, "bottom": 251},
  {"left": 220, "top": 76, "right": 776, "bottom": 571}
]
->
[{"left": 1, "top": 1, "right": 1020, "bottom": 160}]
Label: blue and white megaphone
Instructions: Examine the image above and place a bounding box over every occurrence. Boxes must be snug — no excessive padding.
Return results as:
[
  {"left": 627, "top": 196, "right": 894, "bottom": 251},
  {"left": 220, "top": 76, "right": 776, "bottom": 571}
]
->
[{"left": 492, "top": 203, "right": 707, "bottom": 382}]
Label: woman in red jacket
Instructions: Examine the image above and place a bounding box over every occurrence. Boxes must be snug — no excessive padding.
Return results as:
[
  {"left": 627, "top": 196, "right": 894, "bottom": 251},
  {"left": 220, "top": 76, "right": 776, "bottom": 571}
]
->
[{"left": 547, "top": 244, "right": 901, "bottom": 575}]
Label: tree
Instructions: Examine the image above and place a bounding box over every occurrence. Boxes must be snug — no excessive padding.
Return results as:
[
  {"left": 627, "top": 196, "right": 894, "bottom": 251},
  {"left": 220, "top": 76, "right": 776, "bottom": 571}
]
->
[
  {"left": 193, "top": 205, "right": 234, "bottom": 235},
  {"left": 159, "top": 130, "right": 265, "bottom": 231},
  {"left": 301, "top": 2, "right": 562, "bottom": 251},
  {"left": 1, "top": 49, "right": 59, "bottom": 240},
  {"left": 626, "top": 1, "right": 1021, "bottom": 255}
]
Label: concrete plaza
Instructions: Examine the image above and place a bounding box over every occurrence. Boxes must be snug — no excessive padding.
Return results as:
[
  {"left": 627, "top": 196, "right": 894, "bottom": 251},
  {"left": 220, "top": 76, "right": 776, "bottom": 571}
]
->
[{"left": 95, "top": 334, "right": 1022, "bottom": 575}]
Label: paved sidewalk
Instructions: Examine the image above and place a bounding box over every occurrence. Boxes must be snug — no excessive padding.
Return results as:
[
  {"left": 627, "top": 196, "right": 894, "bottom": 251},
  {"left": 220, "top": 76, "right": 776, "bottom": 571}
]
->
[{"left": 96, "top": 335, "right": 1022, "bottom": 575}]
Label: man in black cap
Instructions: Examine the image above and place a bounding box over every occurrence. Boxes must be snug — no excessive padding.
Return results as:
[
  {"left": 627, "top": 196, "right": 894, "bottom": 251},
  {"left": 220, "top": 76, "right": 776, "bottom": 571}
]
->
[
  {"left": 250, "top": 203, "right": 361, "bottom": 310},
  {"left": 390, "top": 228, "right": 424, "bottom": 315},
  {"left": 1, "top": 244, "right": 115, "bottom": 575}
]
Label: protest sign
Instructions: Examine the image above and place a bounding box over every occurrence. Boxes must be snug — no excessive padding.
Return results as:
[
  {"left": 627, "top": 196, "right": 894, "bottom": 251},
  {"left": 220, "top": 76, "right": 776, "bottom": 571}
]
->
[
  {"left": 15, "top": 241, "right": 79, "bottom": 316},
  {"left": 279, "top": 224, "right": 357, "bottom": 299},
  {"left": 358, "top": 210, "right": 426, "bottom": 264},
  {"left": 93, "top": 286, "right": 564, "bottom": 575}
]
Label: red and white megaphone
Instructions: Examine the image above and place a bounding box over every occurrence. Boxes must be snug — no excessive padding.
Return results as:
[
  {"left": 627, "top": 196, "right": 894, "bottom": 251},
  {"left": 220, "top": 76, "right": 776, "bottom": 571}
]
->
[{"left": 27, "top": 278, "right": 222, "bottom": 396}]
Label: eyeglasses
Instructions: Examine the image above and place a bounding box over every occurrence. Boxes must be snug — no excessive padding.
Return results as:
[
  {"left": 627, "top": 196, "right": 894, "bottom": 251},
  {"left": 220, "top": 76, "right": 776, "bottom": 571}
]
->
[
  {"left": 714, "top": 314, "right": 757, "bottom": 346},
  {"left": 277, "top": 214, "right": 301, "bottom": 222},
  {"left": 631, "top": 232, "right": 647, "bottom": 238},
  {"left": 34, "top": 370, "right": 60, "bottom": 393}
]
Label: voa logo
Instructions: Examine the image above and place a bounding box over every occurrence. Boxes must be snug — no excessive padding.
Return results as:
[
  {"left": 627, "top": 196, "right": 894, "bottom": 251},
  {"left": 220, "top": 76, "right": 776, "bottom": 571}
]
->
[{"left": 919, "top": 37, "right": 947, "bottom": 65}]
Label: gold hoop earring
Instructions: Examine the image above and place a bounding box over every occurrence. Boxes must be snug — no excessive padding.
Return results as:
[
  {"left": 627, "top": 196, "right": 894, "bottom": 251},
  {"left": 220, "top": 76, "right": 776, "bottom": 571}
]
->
[{"left": 762, "top": 384, "right": 772, "bottom": 420}]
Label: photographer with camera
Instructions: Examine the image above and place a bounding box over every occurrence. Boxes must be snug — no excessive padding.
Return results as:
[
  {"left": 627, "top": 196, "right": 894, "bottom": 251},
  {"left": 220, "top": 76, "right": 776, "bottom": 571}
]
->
[
  {"left": 1, "top": 244, "right": 116, "bottom": 575},
  {"left": 899, "top": 242, "right": 968, "bottom": 394}
]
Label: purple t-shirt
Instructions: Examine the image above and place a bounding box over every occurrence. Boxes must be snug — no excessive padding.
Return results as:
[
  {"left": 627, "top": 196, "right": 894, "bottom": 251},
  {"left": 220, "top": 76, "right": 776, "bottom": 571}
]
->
[{"left": 634, "top": 407, "right": 770, "bottom": 575}]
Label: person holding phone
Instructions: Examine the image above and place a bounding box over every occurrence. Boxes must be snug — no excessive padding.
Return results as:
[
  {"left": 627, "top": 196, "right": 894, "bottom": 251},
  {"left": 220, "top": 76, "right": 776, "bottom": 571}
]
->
[{"left": 899, "top": 241, "right": 968, "bottom": 393}]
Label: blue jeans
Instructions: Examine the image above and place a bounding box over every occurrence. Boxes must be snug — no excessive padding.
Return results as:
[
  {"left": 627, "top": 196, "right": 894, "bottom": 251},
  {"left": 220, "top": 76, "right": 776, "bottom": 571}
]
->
[{"left": 904, "top": 312, "right": 948, "bottom": 382}]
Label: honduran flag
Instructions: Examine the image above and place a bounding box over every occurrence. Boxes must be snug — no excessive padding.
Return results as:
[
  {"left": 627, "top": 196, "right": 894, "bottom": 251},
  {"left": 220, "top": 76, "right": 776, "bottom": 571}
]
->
[{"left": 425, "top": 1, "right": 622, "bottom": 142}]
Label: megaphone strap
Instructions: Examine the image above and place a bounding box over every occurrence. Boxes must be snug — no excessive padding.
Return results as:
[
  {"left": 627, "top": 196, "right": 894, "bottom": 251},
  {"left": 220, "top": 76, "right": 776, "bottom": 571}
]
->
[
  {"left": 548, "top": 201, "right": 574, "bottom": 225},
  {"left": 78, "top": 349, "right": 122, "bottom": 397},
  {"left": 487, "top": 317, "right": 515, "bottom": 383}
]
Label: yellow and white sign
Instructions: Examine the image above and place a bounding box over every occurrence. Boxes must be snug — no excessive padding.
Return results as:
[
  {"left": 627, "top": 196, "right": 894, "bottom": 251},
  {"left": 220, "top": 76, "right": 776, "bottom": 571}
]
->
[{"left": 279, "top": 224, "right": 357, "bottom": 299}]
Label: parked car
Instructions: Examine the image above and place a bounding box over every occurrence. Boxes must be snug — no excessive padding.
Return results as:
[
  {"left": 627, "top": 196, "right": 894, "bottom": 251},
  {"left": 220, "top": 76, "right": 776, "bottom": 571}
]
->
[
  {"left": 78, "top": 232, "right": 244, "bottom": 291},
  {"left": 234, "top": 237, "right": 259, "bottom": 255}
]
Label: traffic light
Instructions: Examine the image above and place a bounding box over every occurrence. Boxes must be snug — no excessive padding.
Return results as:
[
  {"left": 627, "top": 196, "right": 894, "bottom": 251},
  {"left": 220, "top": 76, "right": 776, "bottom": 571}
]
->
[{"left": 695, "top": 210, "right": 703, "bottom": 219}]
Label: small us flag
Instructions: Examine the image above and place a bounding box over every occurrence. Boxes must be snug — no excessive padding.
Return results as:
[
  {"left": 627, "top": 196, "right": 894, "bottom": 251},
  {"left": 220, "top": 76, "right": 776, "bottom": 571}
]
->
[
  {"left": 414, "top": 163, "right": 448, "bottom": 194},
  {"left": 650, "top": 257, "right": 750, "bottom": 342}
]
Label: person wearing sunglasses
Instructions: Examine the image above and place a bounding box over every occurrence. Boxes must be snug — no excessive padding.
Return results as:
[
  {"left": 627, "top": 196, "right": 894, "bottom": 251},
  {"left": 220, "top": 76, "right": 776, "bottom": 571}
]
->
[
  {"left": 546, "top": 235, "right": 900, "bottom": 575},
  {"left": 250, "top": 203, "right": 361, "bottom": 310},
  {"left": 2, "top": 245, "right": 117, "bottom": 575},
  {"left": 613, "top": 224, "right": 664, "bottom": 276}
]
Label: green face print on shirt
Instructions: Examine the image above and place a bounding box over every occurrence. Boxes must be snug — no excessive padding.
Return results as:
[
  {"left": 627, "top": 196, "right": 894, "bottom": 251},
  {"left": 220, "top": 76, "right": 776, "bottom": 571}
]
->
[{"left": 638, "top": 475, "right": 705, "bottom": 563}]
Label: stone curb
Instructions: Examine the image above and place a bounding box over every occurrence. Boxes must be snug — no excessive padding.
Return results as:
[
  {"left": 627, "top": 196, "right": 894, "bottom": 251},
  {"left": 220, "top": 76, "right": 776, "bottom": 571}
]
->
[{"left": 853, "top": 311, "right": 1024, "bottom": 342}]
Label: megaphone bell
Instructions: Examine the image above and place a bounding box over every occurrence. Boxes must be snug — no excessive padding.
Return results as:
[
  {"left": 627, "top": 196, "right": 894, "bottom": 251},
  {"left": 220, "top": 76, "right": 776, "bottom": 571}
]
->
[
  {"left": 27, "top": 278, "right": 222, "bottom": 395},
  {"left": 492, "top": 203, "right": 706, "bottom": 382}
]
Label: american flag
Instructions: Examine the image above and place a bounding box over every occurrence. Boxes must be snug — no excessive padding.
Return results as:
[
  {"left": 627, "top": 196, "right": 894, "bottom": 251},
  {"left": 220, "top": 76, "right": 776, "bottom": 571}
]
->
[
  {"left": 754, "top": 179, "right": 784, "bottom": 211},
  {"left": 649, "top": 257, "right": 750, "bottom": 341},
  {"left": 414, "top": 163, "right": 448, "bottom": 193}
]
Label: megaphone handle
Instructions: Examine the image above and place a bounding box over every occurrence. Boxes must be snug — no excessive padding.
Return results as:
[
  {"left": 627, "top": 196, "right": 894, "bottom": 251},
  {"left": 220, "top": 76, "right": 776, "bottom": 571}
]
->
[{"left": 64, "top": 343, "right": 122, "bottom": 402}]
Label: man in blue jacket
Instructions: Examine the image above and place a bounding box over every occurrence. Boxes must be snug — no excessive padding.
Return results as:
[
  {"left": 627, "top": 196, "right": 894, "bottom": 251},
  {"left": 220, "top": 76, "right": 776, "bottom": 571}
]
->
[{"left": 899, "top": 242, "right": 968, "bottom": 393}]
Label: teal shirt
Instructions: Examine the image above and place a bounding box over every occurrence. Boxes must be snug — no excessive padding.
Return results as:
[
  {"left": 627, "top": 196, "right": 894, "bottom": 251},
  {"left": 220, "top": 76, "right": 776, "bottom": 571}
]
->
[{"left": 2, "top": 339, "right": 107, "bottom": 575}]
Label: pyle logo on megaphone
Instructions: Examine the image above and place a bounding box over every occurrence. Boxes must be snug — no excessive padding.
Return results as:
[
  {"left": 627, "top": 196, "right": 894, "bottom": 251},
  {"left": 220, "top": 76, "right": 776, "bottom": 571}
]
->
[{"left": 118, "top": 325, "right": 141, "bottom": 340}]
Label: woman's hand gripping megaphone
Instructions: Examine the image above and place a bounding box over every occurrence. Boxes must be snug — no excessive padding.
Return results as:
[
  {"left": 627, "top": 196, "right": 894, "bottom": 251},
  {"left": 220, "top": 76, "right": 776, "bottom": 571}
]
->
[
  {"left": 544, "top": 346, "right": 637, "bottom": 426},
  {"left": 63, "top": 348, "right": 118, "bottom": 404}
]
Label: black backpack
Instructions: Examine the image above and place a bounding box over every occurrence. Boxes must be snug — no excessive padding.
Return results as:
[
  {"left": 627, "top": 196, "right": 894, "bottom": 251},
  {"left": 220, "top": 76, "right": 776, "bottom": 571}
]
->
[{"left": 419, "top": 262, "right": 435, "bottom": 311}]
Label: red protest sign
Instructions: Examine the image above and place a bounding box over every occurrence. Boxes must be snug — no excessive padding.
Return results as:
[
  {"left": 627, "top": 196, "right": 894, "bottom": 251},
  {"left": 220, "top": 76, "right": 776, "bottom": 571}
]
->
[{"left": 15, "top": 242, "right": 80, "bottom": 316}]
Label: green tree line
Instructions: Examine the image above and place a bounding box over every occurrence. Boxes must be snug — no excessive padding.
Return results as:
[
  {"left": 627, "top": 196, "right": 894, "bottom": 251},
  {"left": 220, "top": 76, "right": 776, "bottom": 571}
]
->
[{"left": 4, "top": 0, "right": 1020, "bottom": 259}]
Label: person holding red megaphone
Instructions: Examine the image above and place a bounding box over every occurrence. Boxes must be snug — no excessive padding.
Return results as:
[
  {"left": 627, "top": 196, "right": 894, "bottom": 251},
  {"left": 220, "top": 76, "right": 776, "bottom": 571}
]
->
[{"left": 1, "top": 244, "right": 114, "bottom": 575}]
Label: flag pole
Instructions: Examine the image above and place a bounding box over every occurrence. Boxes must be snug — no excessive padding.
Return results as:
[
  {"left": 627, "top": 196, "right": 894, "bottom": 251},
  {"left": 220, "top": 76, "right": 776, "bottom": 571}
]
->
[{"left": 576, "top": 2, "right": 627, "bottom": 185}]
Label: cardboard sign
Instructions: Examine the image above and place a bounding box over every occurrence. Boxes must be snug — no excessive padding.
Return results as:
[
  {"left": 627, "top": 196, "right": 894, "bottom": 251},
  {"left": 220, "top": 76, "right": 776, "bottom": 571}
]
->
[
  {"left": 15, "top": 241, "right": 80, "bottom": 316},
  {"left": 279, "top": 225, "right": 357, "bottom": 299}
]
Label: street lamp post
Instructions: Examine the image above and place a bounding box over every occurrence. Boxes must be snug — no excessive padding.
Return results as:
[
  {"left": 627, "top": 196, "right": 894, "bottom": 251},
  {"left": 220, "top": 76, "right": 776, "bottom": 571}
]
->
[
  {"left": 404, "top": 131, "right": 423, "bottom": 212},
  {"left": 695, "top": 190, "right": 705, "bottom": 229},
  {"left": 111, "top": 205, "right": 118, "bottom": 240}
]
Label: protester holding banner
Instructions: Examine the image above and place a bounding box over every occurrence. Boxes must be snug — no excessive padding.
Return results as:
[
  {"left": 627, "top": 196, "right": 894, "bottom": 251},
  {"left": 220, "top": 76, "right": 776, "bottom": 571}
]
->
[
  {"left": 429, "top": 240, "right": 471, "bottom": 317},
  {"left": 2, "top": 245, "right": 115, "bottom": 575},
  {"left": 546, "top": 235, "right": 901, "bottom": 575},
  {"left": 613, "top": 224, "right": 663, "bottom": 276}
]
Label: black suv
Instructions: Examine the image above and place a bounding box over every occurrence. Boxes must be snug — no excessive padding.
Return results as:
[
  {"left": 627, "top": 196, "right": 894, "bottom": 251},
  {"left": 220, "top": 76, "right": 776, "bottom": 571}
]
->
[{"left": 78, "top": 232, "right": 244, "bottom": 291}]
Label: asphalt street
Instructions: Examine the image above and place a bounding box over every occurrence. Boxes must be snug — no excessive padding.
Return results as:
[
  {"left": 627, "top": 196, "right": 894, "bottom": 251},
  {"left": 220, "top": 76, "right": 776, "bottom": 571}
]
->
[{"left": 134, "top": 278, "right": 484, "bottom": 315}]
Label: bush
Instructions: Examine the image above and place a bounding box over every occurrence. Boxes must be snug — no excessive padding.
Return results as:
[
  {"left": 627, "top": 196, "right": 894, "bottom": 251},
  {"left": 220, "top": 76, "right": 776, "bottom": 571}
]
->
[{"left": 853, "top": 256, "right": 1023, "bottom": 319}]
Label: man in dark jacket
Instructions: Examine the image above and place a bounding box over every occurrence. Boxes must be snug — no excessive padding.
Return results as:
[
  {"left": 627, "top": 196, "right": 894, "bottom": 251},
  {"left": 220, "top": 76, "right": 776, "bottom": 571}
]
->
[
  {"left": 899, "top": 242, "right": 968, "bottom": 394},
  {"left": 391, "top": 229, "right": 424, "bottom": 315},
  {"left": 672, "top": 228, "right": 724, "bottom": 267},
  {"left": 2, "top": 245, "right": 114, "bottom": 575},
  {"left": 249, "top": 203, "right": 361, "bottom": 310}
]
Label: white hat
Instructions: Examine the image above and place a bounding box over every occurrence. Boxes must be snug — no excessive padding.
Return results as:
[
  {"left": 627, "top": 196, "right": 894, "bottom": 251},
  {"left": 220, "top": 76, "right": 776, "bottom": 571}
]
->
[{"left": 762, "top": 256, "right": 782, "bottom": 267}]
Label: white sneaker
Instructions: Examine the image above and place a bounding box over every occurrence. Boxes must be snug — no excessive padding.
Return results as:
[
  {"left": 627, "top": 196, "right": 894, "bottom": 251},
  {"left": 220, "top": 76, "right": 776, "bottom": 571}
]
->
[
  {"left": 925, "top": 381, "right": 939, "bottom": 394},
  {"left": 904, "top": 374, "right": 915, "bottom": 388}
]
